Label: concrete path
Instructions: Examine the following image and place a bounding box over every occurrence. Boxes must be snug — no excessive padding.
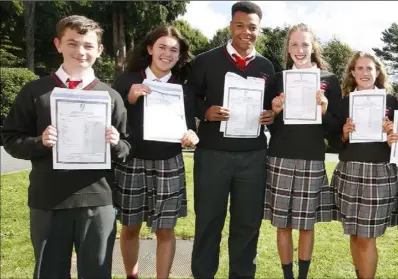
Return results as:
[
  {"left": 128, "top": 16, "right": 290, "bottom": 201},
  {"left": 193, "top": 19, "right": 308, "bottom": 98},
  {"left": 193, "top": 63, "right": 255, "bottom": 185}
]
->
[{"left": 1, "top": 147, "right": 31, "bottom": 174}]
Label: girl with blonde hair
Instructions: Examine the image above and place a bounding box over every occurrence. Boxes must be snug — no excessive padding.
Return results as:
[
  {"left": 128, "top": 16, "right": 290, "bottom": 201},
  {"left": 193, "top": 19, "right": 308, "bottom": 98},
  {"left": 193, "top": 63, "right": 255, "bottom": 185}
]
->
[
  {"left": 264, "top": 23, "right": 342, "bottom": 279},
  {"left": 331, "top": 51, "right": 398, "bottom": 279}
]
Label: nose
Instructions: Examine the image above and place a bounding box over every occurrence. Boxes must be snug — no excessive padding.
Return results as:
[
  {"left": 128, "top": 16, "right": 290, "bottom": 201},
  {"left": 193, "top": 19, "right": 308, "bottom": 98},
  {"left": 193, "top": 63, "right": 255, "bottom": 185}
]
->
[{"left": 77, "top": 45, "right": 85, "bottom": 55}]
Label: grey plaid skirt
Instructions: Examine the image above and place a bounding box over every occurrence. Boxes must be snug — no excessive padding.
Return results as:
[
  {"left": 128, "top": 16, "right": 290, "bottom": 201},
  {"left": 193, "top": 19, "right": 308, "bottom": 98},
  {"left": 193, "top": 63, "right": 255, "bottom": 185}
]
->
[
  {"left": 389, "top": 191, "right": 398, "bottom": 227},
  {"left": 264, "top": 157, "right": 333, "bottom": 230},
  {"left": 331, "top": 161, "right": 397, "bottom": 238},
  {"left": 114, "top": 153, "right": 187, "bottom": 232}
]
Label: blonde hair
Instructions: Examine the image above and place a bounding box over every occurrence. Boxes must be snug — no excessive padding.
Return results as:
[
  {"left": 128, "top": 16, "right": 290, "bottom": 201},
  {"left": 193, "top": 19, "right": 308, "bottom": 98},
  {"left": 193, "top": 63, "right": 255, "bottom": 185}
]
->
[
  {"left": 341, "top": 51, "right": 389, "bottom": 96},
  {"left": 284, "top": 23, "right": 328, "bottom": 70}
]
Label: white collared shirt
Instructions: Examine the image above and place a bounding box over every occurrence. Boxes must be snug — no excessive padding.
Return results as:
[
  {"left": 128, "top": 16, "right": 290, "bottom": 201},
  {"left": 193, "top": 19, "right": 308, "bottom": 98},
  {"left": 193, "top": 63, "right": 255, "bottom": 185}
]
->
[
  {"left": 55, "top": 65, "right": 96, "bottom": 89},
  {"left": 226, "top": 40, "right": 256, "bottom": 66},
  {"left": 145, "top": 66, "right": 171, "bottom": 83},
  {"left": 354, "top": 86, "right": 379, "bottom": 92},
  {"left": 292, "top": 63, "right": 318, "bottom": 70}
]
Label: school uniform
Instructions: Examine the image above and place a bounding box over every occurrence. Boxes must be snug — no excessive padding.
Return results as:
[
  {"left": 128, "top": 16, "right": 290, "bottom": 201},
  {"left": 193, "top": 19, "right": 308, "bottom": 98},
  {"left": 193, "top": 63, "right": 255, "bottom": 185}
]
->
[
  {"left": 1, "top": 66, "right": 131, "bottom": 278},
  {"left": 188, "top": 41, "right": 274, "bottom": 279},
  {"left": 263, "top": 67, "right": 342, "bottom": 230},
  {"left": 112, "top": 67, "right": 195, "bottom": 232},
  {"left": 331, "top": 93, "right": 398, "bottom": 238}
]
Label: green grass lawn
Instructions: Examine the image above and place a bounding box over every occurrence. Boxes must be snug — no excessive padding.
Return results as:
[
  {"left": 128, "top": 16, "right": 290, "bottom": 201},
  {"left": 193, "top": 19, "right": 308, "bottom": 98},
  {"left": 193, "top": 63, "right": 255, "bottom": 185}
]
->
[{"left": 1, "top": 155, "right": 398, "bottom": 278}]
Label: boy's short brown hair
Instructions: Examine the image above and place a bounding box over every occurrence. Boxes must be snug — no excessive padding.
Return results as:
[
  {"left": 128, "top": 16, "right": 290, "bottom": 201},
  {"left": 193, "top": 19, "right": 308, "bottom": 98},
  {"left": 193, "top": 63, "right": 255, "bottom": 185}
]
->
[{"left": 56, "top": 15, "right": 103, "bottom": 44}]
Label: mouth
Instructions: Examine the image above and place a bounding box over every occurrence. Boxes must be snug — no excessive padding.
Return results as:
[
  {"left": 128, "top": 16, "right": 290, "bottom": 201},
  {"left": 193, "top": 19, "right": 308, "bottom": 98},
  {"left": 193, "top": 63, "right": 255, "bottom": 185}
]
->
[
  {"left": 239, "top": 37, "right": 252, "bottom": 43},
  {"left": 159, "top": 58, "right": 172, "bottom": 63},
  {"left": 360, "top": 77, "right": 370, "bottom": 82},
  {"left": 74, "top": 58, "right": 87, "bottom": 63},
  {"left": 295, "top": 55, "right": 306, "bottom": 60}
]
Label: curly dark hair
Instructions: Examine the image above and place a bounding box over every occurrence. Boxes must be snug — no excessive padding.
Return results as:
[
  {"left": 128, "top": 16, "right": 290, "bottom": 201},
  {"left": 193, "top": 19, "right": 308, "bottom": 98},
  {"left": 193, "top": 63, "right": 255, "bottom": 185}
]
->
[
  {"left": 124, "top": 25, "right": 192, "bottom": 81},
  {"left": 231, "top": 1, "right": 262, "bottom": 19}
]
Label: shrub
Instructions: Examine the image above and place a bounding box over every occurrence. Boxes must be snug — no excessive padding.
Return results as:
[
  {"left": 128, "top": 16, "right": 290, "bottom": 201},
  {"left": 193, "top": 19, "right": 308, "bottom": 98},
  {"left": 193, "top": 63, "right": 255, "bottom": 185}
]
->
[{"left": 0, "top": 68, "right": 38, "bottom": 124}]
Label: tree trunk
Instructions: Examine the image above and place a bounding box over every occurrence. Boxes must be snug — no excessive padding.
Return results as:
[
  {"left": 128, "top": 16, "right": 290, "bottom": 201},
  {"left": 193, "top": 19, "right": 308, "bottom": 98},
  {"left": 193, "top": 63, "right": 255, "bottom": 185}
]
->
[
  {"left": 23, "top": 1, "right": 35, "bottom": 72},
  {"left": 112, "top": 4, "right": 126, "bottom": 76}
]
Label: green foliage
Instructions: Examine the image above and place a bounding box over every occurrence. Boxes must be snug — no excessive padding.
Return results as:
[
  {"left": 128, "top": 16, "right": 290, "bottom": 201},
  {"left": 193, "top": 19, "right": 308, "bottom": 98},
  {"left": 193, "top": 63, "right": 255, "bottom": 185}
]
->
[
  {"left": 373, "top": 22, "right": 398, "bottom": 73},
  {"left": 0, "top": 48, "right": 24, "bottom": 67},
  {"left": 323, "top": 37, "right": 353, "bottom": 80},
  {"left": 0, "top": 68, "right": 38, "bottom": 121},
  {"left": 92, "top": 51, "right": 116, "bottom": 85},
  {"left": 209, "top": 27, "right": 230, "bottom": 49},
  {"left": 172, "top": 19, "right": 209, "bottom": 56},
  {"left": 261, "top": 26, "right": 289, "bottom": 72}
]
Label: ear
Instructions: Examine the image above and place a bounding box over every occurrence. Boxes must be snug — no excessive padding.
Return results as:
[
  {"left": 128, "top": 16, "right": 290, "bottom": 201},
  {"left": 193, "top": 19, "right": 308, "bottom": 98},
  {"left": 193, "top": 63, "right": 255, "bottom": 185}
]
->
[
  {"left": 54, "top": 38, "right": 62, "bottom": 53},
  {"left": 229, "top": 21, "right": 233, "bottom": 33},
  {"left": 351, "top": 71, "right": 355, "bottom": 78},
  {"left": 147, "top": 45, "right": 153, "bottom": 56},
  {"left": 97, "top": 44, "right": 104, "bottom": 57},
  {"left": 376, "top": 70, "right": 380, "bottom": 78}
]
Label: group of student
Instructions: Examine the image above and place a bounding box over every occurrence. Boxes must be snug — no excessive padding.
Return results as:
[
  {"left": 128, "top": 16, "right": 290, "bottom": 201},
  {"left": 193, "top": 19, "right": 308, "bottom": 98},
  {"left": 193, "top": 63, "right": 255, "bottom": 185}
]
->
[{"left": 1, "top": 1, "right": 397, "bottom": 279}]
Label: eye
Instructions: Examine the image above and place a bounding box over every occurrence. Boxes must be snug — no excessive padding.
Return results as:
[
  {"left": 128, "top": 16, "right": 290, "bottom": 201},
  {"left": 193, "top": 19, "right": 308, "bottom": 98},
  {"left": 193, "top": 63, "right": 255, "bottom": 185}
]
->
[
  {"left": 68, "top": 43, "right": 77, "bottom": 47},
  {"left": 236, "top": 24, "right": 243, "bottom": 28},
  {"left": 250, "top": 26, "right": 257, "bottom": 31},
  {"left": 159, "top": 46, "right": 166, "bottom": 50}
]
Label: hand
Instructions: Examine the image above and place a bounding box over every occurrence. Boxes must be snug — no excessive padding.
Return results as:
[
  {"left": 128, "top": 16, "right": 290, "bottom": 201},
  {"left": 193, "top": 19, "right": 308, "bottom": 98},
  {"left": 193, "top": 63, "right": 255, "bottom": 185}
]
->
[
  {"left": 342, "top": 118, "right": 355, "bottom": 142},
  {"left": 127, "top": 84, "right": 151, "bottom": 104},
  {"left": 387, "top": 132, "right": 398, "bottom": 147},
  {"left": 271, "top": 93, "right": 285, "bottom": 115},
  {"left": 383, "top": 116, "right": 393, "bottom": 134},
  {"left": 260, "top": 110, "right": 275, "bottom": 125},
  {"left": 106, "top": 126, "right": 120, "bottom": 147},
  {"left": 317, "top": 89, "right": 328, "bottom": 116},
  {"left": 42, "top": 125, "right": 57, "bottom": 147},
  {"left": 181, "top": 129, "right": 199, "bottom": 148},
  {"left": 205, "top": 106, "right": 230, "bottom": 122}
]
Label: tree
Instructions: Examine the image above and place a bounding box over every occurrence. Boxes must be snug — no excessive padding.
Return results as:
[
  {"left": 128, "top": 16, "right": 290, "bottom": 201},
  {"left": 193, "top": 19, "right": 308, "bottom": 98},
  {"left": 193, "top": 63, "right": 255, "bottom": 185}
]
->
[
  {"left": 0, "top": 1, "right": 25, "bottom": 67},
  {"left": 209, "top": 27, "right": 230, "bottom": 49},
  {"left": 323, "top": 37, "right": 353, "bottom": 80},
  {"left": 261, "top": 26, "right": 289, "bottom": 71},
  {"left": 373, "top": 23, "right": 398, "bottom": 75},
  {"left": 22, "top": 1, "right": 36, "bottom": 72},
  {"left": 172, "top": 19, "right": 209, "bottom": 56}
]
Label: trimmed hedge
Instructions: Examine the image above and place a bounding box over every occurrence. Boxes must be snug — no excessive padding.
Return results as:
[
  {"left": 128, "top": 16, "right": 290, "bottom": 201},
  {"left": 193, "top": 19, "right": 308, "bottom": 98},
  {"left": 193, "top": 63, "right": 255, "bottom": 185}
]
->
[{"left": 0, "top": 68, "right": 38, "bottom": 124}]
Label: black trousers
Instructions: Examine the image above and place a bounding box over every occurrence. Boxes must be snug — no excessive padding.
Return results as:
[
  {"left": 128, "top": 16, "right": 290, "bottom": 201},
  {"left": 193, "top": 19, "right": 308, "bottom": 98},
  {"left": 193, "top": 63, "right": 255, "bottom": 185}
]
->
[
  {"left": 30, "top": 205, "right": 116, "bottom": 279},
  {"left": 191, "top": 148, "right": 267, "bottom": 279}
]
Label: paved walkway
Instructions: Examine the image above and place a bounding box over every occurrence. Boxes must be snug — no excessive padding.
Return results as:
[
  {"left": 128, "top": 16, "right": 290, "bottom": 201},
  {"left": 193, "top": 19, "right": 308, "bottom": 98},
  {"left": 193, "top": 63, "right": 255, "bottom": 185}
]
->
[
  {"left": 1, "top": 147, "right": 31, "bottom": 174},
  {"left": 71, "top": 238, "right": 194, "bottom": 277}
]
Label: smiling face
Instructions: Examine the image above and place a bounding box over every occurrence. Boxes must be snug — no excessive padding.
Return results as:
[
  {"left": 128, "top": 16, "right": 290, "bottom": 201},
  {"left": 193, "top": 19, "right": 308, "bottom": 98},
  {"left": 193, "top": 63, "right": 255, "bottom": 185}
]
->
[
  {"left": 147, "top": 35, "right": 180, "bottom": 77},
  {"left": 54, "top": 27, "right": 103, "bottom": 75},
  {"left": 352, "top": 56, "right": 379, "bottom": 90},
  {"left": 288, "top": 30, "right": 313, "bottom": 69},
  {"left": 229, "top": 11, "right": 260, "bottom": 57}
]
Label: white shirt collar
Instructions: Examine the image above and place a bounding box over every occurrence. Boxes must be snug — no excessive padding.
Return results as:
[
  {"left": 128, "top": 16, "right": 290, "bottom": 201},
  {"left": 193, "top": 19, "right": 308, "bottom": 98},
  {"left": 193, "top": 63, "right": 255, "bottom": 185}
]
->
[
  {"left": 145, "top": 66, "right": 171, "bottom": 83},
  {"left": 292, "top": 63, "right": 318, "bottom": 70},
  {"left": 226, "top": 40, "right": 256, "bottom": 63},
  {"left": 354, "top": 85, "right": 379, "bottom": 91},
  {"left": 55, "top": 65, "right": 96, "bottom": 89}
]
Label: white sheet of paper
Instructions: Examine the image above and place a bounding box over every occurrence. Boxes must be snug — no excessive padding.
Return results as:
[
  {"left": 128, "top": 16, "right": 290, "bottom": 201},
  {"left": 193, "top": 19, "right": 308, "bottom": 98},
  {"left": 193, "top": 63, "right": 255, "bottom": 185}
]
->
[
  {"left": 390, "top": 110, "right": 398, "bottom": 164},
  {"left": 224, "top": 87, "right": 264, "bottom": 138},
  {"left": 283, "top": 68, "right": 321, "bottom": 125},
  {"left": 50, "top": 87, "right": 111, "bottom": 170},
  {"left": 220, "top": 72, "right": 246, "bottom": 132},
  {"left": 349, "top": 89, "right": 386, "bottom": 143},
  {"left": 220, "top": 72, "right": 265, "bottom": 138},
  {"left": 143, "top": 80, "right": 187, "bottom": 143}
]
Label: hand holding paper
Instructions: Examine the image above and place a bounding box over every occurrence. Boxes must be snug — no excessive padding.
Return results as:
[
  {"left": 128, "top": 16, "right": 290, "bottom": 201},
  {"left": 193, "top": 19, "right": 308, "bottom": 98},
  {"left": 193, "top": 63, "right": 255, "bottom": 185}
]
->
[{"left": 205, "top": 106, "right": 230, "bottom": 122}]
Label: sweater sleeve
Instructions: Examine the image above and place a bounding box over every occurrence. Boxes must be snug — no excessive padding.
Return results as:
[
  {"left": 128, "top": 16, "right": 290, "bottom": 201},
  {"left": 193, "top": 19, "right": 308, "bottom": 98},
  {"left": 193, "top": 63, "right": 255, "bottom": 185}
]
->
[
  {"left": 1, "top": 83, "right": 51, "bottom": 160},
  {"left": 322, "top": 74, "right": 343, "bottom": 133},
  {"left": 187, "top": 56, "right": 210, "bottom": 121},
  {"left": 110, "top": 89, "right": 133, "bottom": 161},
  {"left": 183, "top": 84, "right": 197, "bottom": 131}
]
